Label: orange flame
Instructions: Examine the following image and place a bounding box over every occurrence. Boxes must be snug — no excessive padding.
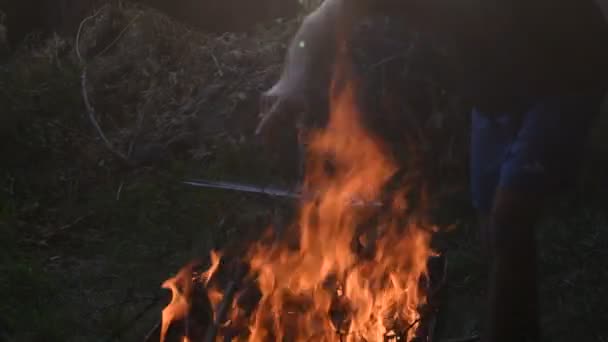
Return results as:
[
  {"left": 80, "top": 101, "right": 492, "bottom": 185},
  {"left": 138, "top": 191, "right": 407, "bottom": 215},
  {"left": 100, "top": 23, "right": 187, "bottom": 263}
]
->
[
  {"left": 160, "top": 54, "right": 434, "bottom": 342},
  {"left": 160, "top": 263, "right": 195, "bottom": 342},
  {"left": 160, "top": 252, "right": 222, "bottom": 342},
  {"left": 243, "top": 60, "right": 434, "bottom": 341},
  {"left": 202, "top": 250, "right": 225, "bottom": 314},
  {"left": 201, "top": 250, "right": 222, "bottom": 286}
]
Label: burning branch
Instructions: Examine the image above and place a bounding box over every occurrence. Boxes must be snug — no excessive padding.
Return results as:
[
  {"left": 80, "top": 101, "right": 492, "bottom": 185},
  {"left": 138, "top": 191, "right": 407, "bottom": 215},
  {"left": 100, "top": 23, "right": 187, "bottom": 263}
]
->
[{"left": 203, "top": 264, "right": 247, "bottom": 342}]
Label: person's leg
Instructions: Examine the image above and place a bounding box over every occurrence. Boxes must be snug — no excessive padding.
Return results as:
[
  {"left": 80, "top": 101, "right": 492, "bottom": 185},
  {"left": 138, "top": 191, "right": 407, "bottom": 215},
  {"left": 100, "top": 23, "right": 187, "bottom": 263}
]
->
[
  {"left": 480, "top": 92, "right": 604, "bottom": 342},
  {"left": 470, "top": 109, "right": 521, "bottom": 255},
  {"left": 470, "top": 107, "right": 530, "bottom": 340},
  {"left": 485, "top": 187, "right": 542, "bottom": 342}
]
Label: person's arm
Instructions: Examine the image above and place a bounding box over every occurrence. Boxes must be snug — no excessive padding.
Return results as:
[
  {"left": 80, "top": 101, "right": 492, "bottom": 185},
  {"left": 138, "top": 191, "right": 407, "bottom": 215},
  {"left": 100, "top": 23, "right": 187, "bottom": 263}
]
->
[
  {"left": 276, "top": 0, "right": 496, "bottom": 88},
  {"left": 257, "top": 0, "right": 495, "bottom": 135},
  {"left": 261, "top": 0, "right": 355, "bottom": 112},
  {"left": 264, "top": 0, "right": 404, "bottom": 94},
  {"left": 370, "top": 0, "right": 505, "bottom": 41},
  {"left": 257, "top": 0, "right": 362, "bottom": 136}
]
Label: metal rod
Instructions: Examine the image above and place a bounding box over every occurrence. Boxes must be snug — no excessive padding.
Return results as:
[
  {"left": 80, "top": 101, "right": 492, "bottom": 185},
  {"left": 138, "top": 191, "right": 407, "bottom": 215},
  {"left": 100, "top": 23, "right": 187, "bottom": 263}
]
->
[
  {"left": 183, "top": 179, "right": 301, "bottom": 199},
  {"left": 183, "top": 178, "right": 382, "bottom": 207}
]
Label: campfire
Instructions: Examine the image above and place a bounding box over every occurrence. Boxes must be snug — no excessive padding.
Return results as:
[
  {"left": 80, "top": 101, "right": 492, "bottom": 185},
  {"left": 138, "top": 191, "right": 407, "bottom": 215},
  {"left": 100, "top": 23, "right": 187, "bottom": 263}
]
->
[{"left": 156, "top": 54, "right": 440, "bottom": 342}]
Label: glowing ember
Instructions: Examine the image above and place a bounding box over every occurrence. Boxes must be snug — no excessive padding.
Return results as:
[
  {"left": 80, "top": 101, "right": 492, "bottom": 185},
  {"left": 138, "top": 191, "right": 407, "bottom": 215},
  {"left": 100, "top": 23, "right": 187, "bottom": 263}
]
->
[{"left": 160, "top": 56, "right": 434, "bottom": 342}]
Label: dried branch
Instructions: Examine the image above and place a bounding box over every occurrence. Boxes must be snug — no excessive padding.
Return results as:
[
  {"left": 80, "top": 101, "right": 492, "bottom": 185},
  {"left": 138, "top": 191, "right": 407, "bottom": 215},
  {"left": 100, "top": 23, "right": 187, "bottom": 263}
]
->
[
  {"left": 210, "top": 52, "right": 224, "bottom": 77},
  {"left": 75, "top": 10, "right": 100, "bottom": 64},
  {"left": 94, "top": 13, "right": 142, "bottom": 58},
  {"left": 80, "top": 67, "right": 132, "bottom": 165},
  {"left": 115, "top": 181, "right": 125, "bottom": 201},
  {"left": 143, "top": 320, "right": 161, "bottom": 342},
  {"left": 127, "top": 107, "right": 147, "bottom": 158},
  {"left": 106, "top": 295, "right": 163, "bottom": 342},
  {"left": 203, "top": 265, "right": 247, "bottom": 342},
  {"left": 75, "top": 9, "right": 139, "bottom": 167},
  {"left": 44, "top": 213, "right": 94, "bottom": 240}
]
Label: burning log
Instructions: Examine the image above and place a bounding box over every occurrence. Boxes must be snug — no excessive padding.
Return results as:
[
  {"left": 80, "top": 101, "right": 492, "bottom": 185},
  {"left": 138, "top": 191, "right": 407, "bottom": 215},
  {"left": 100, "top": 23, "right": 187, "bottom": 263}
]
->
[{"left": 203, "top": 263, "right": 248, "bottom": 342}]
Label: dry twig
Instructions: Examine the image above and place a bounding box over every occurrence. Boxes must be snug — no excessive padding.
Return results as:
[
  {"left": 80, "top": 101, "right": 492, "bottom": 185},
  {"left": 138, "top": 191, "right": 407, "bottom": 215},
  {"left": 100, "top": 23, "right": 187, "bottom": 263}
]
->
[
  {"left": 75, "top": 10, "right": 101, "bottom": 63},
  {"left": 80, "top": 68, "right": 132, "bottom": 165},
  {"left": 106, "top": 295, "right": 163, "bottom": 342},
  {"left": 210, "top": 52, "right": 224, "bottom": 77},
  {"left": 143, "top": 320, "right": 161, "bottom": 342},
  {"left": 203, "top": 265, "right": 246, "bottom": 342},
  {"left": 94, "top": 13, "right": 142, "bottom": 58},
  {"left": 75, "top": 9, "right": 138, "bottom": 166}
]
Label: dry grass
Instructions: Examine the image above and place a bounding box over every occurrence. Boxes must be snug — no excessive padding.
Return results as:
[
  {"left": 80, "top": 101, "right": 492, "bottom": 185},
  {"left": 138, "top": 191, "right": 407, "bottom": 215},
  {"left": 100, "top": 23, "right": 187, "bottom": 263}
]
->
[{"left": 72, "top": 3, "right": 300, "bottom": 165}]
